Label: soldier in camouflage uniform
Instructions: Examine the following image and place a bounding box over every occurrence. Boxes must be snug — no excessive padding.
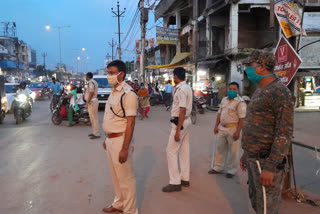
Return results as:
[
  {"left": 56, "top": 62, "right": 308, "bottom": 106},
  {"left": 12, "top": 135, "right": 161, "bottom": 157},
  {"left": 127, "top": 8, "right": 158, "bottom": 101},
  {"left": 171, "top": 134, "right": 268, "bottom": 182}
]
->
[{"left": 240, "top": 50, "right": 294, "bottom": 214}]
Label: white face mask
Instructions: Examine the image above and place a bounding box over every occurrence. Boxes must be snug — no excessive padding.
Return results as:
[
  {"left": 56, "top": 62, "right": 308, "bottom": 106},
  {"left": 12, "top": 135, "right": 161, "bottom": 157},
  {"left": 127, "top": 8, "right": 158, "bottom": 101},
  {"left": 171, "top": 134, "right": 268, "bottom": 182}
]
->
[{"left": 107, "top": 72, "right": 121, "bottom": 85}]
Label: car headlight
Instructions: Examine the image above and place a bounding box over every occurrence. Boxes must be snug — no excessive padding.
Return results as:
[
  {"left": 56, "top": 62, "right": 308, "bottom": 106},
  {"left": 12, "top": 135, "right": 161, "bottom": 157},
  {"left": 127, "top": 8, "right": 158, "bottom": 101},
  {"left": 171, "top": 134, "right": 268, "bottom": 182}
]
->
[
  {"left": 30, "top": 92, "right": 36, "bottom": 100},
  {"left": 1, "top": 96, "right": 7, "bottom": 105},
  {"left": 17, "top": 94, "right": 27, "bottom": 102}
]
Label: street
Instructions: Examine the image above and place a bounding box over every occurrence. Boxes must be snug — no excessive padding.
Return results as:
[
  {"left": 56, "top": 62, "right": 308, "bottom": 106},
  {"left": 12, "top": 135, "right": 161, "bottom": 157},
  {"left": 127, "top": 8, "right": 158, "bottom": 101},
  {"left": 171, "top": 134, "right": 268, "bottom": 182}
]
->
[{"left": 0, "top": 100, "right": 319, "bottom": 214}]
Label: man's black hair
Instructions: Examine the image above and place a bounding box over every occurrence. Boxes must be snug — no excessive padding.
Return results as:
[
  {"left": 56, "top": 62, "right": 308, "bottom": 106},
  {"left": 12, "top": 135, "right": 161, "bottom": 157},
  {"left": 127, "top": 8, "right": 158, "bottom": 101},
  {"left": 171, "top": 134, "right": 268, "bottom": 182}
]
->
[
  {"left": 173, "top": 67, "right": 186, "bottom": 81},
  {"left": 211, "top": 77, "right": 215, "bottom": 81},
  {"left": 229, "top": 82, "right": 239, "bottom": 89},
  {"left": 107, "top": 60, "right": 126, "bottom": 77},
  {"left": 52, "top": 77, "right": 56, "bottom": 81},
  {"left": 86, "top": 72, "right": 93, "bottom": 79}
]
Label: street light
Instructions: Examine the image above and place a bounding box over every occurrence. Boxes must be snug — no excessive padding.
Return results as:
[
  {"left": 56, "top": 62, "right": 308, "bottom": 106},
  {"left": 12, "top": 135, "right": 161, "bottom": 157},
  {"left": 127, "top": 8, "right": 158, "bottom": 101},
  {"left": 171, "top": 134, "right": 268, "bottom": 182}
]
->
[
  {"left": 45, "top": 25, "right": 71, "bottom": 69},
  {"left": 82, "top": 48, "right": 86, "bottom": 52}
]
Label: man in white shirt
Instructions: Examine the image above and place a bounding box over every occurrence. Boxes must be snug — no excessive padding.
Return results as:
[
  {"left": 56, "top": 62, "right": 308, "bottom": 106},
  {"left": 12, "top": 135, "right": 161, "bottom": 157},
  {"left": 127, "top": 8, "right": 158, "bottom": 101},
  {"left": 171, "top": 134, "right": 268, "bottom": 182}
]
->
[{"left": 162, "top": 67, "right": 193, "bottom": 192}]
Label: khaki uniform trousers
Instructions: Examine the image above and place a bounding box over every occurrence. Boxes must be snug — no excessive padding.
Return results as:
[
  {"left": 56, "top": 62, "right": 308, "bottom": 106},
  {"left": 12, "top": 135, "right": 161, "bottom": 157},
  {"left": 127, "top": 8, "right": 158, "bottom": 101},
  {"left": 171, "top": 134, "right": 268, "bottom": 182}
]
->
[
  {"left": 88, "top": 99, "right": 100, "bottom": 136},
  {"left": 105, "top": 136, "right": 138, "bottom": 214},
  {"left": 166, "top": 118, "right": 191, "bottom": 185},
  {"left": 212, "top": 126, "right": 240, "bottom": 175}
]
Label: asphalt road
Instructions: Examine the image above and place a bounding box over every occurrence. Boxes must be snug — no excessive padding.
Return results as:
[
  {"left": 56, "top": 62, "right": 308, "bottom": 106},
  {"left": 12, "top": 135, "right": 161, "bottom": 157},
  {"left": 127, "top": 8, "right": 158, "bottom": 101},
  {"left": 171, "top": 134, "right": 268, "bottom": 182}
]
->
[{"left": 0, "top": 100, "right": 319, "bottom": 214}]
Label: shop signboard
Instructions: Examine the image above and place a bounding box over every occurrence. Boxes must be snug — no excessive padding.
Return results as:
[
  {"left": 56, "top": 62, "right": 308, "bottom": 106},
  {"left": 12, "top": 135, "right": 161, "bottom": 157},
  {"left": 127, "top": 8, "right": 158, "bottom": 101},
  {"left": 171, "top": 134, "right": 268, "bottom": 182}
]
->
[
  {"left": 274, "top": 36, "right": 302, "bottom": 86},
  {"left": 156, "top": 26, "right": 179, "bottom": 45},
  {"left": 274, "top": 0, "right": 306, "bottom": 38}
]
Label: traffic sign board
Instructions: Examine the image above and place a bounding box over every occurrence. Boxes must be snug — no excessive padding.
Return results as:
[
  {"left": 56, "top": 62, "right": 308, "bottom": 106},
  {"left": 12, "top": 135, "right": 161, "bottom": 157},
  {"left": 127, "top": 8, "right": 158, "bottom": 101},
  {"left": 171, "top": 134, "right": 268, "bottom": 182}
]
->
[{"left": 274, "top": 36, "right": 302, "bottom": 86}]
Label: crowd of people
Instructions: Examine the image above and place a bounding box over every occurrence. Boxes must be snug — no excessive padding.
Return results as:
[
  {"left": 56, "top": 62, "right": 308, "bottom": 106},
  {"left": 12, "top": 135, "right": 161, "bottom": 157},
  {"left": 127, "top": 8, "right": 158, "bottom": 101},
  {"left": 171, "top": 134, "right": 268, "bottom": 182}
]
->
[
  {"left": 45, "top": 51, "right": 293, "bottom": 214},
  {"left": 97, "top": 51, "right": 294, "bottom": 214}
]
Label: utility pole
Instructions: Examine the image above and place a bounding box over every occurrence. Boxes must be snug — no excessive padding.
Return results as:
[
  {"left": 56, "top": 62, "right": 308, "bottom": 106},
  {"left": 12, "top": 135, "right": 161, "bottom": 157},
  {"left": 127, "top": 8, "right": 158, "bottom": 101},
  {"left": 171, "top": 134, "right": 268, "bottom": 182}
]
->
[
  {"left": 108, "top": 38, "right": 117, "bottom": 61},
  {"left": 42, "top": 52, "right": 48, "bottom": 80},
  {"left": 140, "top": 0, "right": 147, "bottom": 83},
  {"left": 111, "top": 1, "right": 126, "bottom": 60}
]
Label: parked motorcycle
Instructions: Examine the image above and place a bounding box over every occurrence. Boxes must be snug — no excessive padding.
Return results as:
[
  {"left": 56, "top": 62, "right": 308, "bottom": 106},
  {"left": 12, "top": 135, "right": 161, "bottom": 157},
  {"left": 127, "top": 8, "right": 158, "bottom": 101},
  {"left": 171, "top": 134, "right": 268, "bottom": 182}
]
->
[
  {"left": 193, "top": 96, "right": 207, "bottom": 114},
  {"left": 12, "top": 94, "right": 33, "bottom": 124},
  {"left": 51, "top": 96, "right": 90, "bottom": 125}
]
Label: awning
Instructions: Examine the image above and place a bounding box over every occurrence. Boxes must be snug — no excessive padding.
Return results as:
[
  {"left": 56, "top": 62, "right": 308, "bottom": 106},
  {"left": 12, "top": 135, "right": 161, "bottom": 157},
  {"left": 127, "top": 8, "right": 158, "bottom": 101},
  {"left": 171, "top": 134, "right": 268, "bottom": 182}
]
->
[{"left": 146, "top": 52, "right": 192, "bottom": 69}]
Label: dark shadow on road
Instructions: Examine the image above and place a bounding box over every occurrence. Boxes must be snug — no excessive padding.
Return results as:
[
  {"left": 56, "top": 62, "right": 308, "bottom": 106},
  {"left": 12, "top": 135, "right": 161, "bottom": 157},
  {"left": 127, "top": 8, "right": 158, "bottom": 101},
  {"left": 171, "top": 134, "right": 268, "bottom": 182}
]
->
[
  {"left": 216, "top": 175, "right": 251, "bottom": 214},
  {"left": 134, "top": 146, "right": 156, "bottom": 209}
]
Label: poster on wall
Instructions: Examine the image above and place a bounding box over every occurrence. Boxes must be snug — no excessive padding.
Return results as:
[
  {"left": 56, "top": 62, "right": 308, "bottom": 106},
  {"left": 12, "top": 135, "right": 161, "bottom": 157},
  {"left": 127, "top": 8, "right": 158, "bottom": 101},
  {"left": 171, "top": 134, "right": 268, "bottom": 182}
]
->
[{"left": 274, "top": 0, "right": 307, "bottom": 38}]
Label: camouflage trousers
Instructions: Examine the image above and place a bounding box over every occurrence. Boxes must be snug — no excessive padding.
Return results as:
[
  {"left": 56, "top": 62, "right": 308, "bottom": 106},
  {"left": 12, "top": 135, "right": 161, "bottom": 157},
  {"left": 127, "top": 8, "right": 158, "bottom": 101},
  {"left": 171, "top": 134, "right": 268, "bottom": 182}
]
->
[{"left": 247, "top": 158, "right": 285, "bottom": 214}]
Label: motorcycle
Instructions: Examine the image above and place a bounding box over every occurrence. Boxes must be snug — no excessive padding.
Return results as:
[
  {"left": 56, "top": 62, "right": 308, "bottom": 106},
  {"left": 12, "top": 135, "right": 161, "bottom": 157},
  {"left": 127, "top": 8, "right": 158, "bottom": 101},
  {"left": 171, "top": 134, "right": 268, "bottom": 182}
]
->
[
  {"left": 13, "top": 94, "right": 33, "bottom": 124},
  {"left": 193, "top": 96, "right": 207, "bottom": 114},
  {"left": 51, "top": 96, "right": 90, "bottom": 125}
]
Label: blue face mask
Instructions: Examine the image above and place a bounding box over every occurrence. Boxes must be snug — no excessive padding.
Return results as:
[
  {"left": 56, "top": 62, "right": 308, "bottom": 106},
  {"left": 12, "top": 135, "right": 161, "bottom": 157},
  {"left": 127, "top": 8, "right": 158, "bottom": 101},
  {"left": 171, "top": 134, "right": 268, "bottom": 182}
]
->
[
  {"left": 227, "top": 90, "right": 237, "bottom": 99},
  {"left": 141, "top": 86, "right": 145, "bottom": 89},
  {"left": 245, "top": 64, "right": 275, "bottom": 84}
]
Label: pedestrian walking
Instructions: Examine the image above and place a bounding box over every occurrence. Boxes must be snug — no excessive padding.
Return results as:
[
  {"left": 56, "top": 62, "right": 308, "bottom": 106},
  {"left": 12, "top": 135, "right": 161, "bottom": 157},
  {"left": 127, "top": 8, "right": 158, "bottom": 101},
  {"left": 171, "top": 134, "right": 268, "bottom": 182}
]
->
[
  {"left": 102, "top": 60, "right": 139, "bottom": 214},
  {"left": 209, "top": 77, "right": 219, "bottom": 106},
  {"left": 164, "top": 80, "right": 173, "bottom": 110},
  {"left": 85, "top": 72, "right": 100, "bottom": 139},
  {"left": 137, "top": 83, "right": 150, "bottom": 119},
  {"left": 162, "top": 67, "right": 193, "bottom": 192},
  {"left": 208, "top": 82, "right": 246, "bottom": 178},
  {"left": 240, "top": 51, "right": 294, "bottom": 214},
  {"left": 133, "top": 78, "right": 140, "bottom": 92}
]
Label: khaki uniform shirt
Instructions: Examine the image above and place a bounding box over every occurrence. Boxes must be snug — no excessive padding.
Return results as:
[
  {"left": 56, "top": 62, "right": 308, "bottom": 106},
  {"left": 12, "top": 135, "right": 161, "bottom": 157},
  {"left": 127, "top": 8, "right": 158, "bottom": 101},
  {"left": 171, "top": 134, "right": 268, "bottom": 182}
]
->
[
  {"left": 103, "top": 81, "right": 138, "bottom": 134},
  {"left": 171, "top": 81, "right": 193, "bottom": 117},
  {"left": 218, "top": 96, "right": 247, "bottom": 126},
  {"left": 85, "top": 79, "right": 98, "bottom": 101}
]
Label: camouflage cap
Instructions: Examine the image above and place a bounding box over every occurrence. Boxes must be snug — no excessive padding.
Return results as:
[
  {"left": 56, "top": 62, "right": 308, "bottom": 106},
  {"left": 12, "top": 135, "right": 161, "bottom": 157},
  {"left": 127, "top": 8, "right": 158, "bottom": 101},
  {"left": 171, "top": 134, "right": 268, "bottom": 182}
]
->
[{"left": 243, "top": 50, "right": 276, "bottom": 70}]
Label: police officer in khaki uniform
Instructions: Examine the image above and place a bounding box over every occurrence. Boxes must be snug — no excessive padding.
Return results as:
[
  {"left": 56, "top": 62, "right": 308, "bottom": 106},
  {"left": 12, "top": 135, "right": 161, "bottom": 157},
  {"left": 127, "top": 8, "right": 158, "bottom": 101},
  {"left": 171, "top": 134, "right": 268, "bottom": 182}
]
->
[
  {"left": 208, "top": 82, "right": 246, "bottom": 178},
  {"left": 162, "top": 67, "right": 193, "bottom": 192},
  {"left": 102, "top": 60, "right": 138, "bottom": 214},
  {"left": 85, "top": 72, "right": 100, "bottom": 139}
]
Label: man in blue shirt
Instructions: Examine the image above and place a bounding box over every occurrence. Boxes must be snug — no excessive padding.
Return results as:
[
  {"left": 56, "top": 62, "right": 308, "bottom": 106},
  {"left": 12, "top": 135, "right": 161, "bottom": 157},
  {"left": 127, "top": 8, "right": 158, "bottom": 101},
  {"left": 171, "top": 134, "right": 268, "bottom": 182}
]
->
[
  {"left": 164, "top": 80, "right": 173, "bottom": 110},
  {"left": 50, "top": 77, "right": 62, "bottom": 110}
]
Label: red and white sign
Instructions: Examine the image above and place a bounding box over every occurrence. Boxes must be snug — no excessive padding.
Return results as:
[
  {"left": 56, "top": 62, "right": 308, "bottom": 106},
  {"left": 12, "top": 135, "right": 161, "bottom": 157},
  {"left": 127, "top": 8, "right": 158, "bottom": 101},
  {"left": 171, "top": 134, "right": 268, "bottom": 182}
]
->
[{"left": 274, "top": 36, "right": 302, "bottom": 86}]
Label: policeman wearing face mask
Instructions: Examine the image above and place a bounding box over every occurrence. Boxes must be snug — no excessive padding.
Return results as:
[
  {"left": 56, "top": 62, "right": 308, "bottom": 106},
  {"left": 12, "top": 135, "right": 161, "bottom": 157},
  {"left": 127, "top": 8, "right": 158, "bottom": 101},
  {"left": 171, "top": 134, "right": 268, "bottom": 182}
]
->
[
  {"left": 102, "top": 60, "right": 139, "bottom": 214},
  {"left": 208, "top": 82, "right": 247, "bottom": 179},
  {"left": 240, "top": 51, "right": 294, "bottom": 214}
]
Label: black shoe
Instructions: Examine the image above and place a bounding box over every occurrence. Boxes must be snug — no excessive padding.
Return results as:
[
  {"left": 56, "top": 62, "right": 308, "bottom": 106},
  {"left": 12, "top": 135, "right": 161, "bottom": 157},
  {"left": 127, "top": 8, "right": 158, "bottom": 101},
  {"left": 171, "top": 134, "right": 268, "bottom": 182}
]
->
[
  {"left": 208, "top": 169, "right": 221, "bottom": 174},
  {"left": 88, "top": 134, "right": 94, "bottom": 137},
  {"left": 226, "top": 173, "right": 234, "bottom": 179},
  {"left": 181, "top": 180, "right": 190, "bottom": 187},
  {"left": 90, "top": 135, "right": 101, "bottom": 140},
  {"left": 162, "top": 184, "right": 182, "bottom": 192}
]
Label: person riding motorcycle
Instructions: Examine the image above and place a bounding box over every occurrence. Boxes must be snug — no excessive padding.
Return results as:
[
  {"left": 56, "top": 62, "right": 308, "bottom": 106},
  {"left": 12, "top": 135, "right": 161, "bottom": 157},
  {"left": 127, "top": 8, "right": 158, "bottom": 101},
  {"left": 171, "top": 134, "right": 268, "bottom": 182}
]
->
[{"left": 16, "top": 82, "right": 32, "bottom": 97}]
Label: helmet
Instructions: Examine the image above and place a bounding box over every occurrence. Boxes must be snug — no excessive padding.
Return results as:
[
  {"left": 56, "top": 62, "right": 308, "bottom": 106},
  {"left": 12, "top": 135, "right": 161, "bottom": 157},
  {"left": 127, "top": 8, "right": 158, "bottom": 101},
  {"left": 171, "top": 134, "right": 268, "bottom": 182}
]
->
[{"left": 19, "top": 81, "right": 27, "bottom": 86}]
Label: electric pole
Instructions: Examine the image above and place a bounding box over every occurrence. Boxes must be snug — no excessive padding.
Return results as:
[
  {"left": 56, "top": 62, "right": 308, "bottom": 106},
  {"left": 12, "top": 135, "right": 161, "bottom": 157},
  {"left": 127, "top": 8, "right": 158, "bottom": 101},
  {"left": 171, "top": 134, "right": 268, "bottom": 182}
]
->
[
  {"left": 42, "top": 52, "right": 48, "bottom": 80},
  {"left": 111, "top": 1, "right": 126, "bottom": 60},
  {"left": 108, "top": 38, "right": 117, "bottom": 61},
  {"left": 140, "top": 0, "right": 147, "bottom": 83}
]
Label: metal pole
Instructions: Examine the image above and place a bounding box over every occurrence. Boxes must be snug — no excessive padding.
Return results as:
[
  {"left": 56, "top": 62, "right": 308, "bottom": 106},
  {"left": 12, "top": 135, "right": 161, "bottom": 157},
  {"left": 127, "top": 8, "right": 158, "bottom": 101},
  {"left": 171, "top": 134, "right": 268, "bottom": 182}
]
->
[
  {"left": 111, "top": 1, "right": 125, "bottom": 60},
  {"left": 117, "top": 2, "right": 121, "bottom": 59},
  {"left": 140, "top": 0, "right": 146, "bottom": 83}
]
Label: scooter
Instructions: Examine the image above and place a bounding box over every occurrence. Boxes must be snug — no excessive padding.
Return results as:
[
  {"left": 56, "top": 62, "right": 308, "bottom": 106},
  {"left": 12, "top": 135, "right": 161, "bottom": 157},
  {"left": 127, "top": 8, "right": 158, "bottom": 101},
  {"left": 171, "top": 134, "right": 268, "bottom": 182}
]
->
[
  {"left": 13, "top": 94, "right": 33, "bottom": 124},
  {"left": 51, "top": 96, "right": 90, "bottom": 125}
]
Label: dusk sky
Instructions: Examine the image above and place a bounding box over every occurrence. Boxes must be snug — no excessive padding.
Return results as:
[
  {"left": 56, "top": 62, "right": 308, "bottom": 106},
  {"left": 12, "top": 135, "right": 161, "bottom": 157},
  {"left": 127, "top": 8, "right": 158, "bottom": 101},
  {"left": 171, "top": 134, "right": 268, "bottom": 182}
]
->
[{"left": 1, "top": 0, "right": 160, "bottom": 72}]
